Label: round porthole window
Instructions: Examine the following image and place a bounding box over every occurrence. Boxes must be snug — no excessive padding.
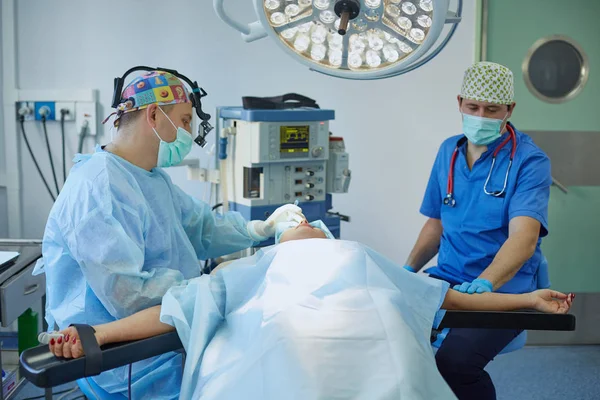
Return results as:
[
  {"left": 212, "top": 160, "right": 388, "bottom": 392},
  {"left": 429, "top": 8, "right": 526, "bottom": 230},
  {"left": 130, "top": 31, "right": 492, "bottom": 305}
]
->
[{"left": 522, "top": 35, "right": 589, "bottom": 104}]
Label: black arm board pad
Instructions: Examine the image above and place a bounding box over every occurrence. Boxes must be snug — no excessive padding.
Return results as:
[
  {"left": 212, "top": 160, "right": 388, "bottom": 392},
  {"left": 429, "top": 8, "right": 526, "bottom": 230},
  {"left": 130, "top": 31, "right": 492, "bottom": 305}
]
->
[
  {"left": 437, "top": 310, "right": 576, "bottom": 330},
  {"left": 20, "top": 311, "right": 576, "bottom": 388}
]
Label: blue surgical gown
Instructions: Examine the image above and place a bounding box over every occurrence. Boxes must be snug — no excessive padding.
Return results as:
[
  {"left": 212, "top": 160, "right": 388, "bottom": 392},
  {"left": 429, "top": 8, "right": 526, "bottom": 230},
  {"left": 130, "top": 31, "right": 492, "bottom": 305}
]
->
[
  {"left": 420, "top": 123, "right": 552, "bottom": 293},
  {"left": 36, "top": 145, "right": 256, "bottom": 399},
  {"left": 161, "top": 239, "right": 455, "bottom": 400}
]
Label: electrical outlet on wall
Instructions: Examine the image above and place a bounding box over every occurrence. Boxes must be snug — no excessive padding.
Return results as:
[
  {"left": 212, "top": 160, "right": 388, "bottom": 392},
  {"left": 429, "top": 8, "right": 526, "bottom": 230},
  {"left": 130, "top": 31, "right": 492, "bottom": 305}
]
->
[
  {"left": 34, "top": 102, "right": 56, "bottom": 121},
  {"left": 75, "top": 102, "right": 98, "bottom": 135},
  {"left": 55, "top": 102, "right": 76, "bottom": 121},
  {"left": 15, "top": 102, "right": 35, "bottom": 121}
]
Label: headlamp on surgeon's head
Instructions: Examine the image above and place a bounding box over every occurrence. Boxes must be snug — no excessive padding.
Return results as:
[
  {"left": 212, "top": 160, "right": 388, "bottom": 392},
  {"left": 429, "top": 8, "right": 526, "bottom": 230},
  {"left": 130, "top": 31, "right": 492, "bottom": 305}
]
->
[{"left": 105, "top": 66, "right": 213, "bottom": 147}]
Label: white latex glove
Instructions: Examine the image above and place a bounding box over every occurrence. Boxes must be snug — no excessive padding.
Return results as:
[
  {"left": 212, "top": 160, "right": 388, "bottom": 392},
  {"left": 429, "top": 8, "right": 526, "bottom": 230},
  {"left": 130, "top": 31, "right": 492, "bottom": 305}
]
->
[{"left": 247, "top": 204, "right": 305, "bottom": 241}]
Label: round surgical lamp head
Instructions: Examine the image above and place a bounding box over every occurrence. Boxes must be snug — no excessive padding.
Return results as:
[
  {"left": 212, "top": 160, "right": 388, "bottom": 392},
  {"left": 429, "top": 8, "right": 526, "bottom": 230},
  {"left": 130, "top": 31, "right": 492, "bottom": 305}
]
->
[{"left": 213, "top": 0, "right": 463, "bottom": 80}]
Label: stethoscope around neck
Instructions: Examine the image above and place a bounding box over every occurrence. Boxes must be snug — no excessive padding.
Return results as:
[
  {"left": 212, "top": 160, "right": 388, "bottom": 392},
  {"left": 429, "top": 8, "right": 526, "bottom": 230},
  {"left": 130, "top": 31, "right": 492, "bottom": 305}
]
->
[{"left": 443, "top": 123, "right": 517, "bottom": 207}]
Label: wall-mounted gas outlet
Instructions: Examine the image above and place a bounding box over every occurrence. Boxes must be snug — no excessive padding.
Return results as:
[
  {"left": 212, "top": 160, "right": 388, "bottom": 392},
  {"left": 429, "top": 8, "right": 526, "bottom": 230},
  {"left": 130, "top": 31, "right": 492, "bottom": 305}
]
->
[
  {"left": 76, "top": 102, "right": 97, "bottom": 135},
  {"left": 34, "top": 101, "right": 56, "bottom": 121},
  {"left": 55, "top": 102, "right": 76, "bottom": 121},
  {"left": 16, "top": 102, "right": 35, "bottom": 121}
]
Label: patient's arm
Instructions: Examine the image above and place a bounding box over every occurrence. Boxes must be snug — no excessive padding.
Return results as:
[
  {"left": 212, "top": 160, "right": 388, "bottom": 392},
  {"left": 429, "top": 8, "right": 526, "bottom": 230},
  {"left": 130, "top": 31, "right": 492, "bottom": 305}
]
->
[
  {"left": 49, "top": 305, "right": 173, "bottom": 359},
  {"left": 442, "top": 289, "right": 573, "bottom": 314},
  {"left": 48, "top": 289, "right": 572, "bottom": 359}
]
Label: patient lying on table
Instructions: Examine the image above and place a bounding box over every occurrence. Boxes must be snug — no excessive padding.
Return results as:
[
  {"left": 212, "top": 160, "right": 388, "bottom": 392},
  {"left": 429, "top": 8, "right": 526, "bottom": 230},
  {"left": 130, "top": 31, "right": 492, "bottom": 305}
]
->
[{"left": 48, "top": 220, "right": 573, "bottom": 400}]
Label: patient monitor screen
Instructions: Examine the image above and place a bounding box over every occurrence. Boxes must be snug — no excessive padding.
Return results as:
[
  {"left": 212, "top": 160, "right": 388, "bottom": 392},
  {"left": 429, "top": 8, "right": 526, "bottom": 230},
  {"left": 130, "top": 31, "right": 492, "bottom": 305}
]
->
[{"left": 280, "top": 126, "right": 310, "bottom": 154}]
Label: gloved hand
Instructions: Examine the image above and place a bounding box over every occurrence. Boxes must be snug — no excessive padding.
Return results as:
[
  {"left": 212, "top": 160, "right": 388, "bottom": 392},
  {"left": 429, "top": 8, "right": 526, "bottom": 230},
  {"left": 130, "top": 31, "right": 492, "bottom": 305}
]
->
[
  {"left": 247, "top": 204, "right": 305, "bottom": 241},
  {"left": 453, "top": 278, "right": 493, "bottom": 294},
  {"left": 403, "top": 265, "right": 417, "bottom": 273}
]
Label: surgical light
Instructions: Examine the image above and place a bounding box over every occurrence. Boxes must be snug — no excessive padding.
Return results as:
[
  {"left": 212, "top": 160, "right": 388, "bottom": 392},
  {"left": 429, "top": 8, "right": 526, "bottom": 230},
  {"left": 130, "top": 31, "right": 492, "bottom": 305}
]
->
[{"left": 213, "top": 0, "right": 463, "bottom": 80}]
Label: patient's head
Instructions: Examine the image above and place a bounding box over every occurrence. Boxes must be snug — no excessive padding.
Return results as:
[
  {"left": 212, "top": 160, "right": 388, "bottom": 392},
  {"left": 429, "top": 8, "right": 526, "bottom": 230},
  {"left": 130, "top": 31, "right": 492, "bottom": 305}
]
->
[
  {"left": 279, "top": 220, "right": 328, "bottom": 243},
  {"left": 276, "top": 219, "right": 335, "bottom": 244}
]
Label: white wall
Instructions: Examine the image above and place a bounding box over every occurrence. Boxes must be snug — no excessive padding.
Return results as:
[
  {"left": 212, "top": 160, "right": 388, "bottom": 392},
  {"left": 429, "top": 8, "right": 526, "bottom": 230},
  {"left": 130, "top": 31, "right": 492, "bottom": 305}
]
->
[
  {"left": 0, "top": 0, "right": 8, "bottom": 238},
  {"left": 12, "top": 0, "right": 475, "bottom": 266}
]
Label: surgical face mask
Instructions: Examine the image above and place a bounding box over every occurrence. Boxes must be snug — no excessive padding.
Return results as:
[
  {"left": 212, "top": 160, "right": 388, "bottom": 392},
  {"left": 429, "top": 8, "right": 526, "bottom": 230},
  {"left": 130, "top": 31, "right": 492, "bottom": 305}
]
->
[
  {"left": 462, "top": 112, "right": 509, "bottom": 146},
  {"left": 152, "top": 107, "right": 193, "bottom": 168},
  {"left": 275, "top": 219, "right": 335, "bottom": 244}
]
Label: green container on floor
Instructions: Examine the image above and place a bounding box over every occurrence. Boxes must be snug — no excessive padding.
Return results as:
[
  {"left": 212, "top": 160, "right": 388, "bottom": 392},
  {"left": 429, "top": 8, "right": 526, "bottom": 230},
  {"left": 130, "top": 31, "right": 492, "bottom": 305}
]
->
[{"left": 18, "top": 308, "right": 39, "bottom": 355}]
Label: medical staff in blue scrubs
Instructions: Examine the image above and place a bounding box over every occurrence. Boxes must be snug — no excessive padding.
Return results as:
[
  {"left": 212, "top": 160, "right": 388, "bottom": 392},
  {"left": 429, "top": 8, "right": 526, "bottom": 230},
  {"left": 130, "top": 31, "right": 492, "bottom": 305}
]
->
[
  {"left": 35, "top": 70, "right": 304, "bottom": 399},
  {"left": 403, "top": 62, "right": 552, "bottom": 400}
]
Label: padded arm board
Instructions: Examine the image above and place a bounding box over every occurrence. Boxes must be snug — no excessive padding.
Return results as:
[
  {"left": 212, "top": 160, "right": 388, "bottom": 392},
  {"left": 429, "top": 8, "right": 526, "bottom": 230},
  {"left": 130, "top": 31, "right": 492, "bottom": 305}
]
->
[
  {"left": 438, "top": 310, "right": 576, "bottom": 330},
  {"left": 20, "top": 311, "right": 576, "bottom": 388}
]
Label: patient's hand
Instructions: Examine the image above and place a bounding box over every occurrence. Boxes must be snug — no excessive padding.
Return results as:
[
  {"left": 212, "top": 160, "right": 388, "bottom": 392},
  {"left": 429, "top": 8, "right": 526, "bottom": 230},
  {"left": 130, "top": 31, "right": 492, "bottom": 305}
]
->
[
  {"left": 48, "top": 326, "right": 106, "bottom": 359},
  {"left": 530, "top": 290, "right": 574, "bottom": 314}
]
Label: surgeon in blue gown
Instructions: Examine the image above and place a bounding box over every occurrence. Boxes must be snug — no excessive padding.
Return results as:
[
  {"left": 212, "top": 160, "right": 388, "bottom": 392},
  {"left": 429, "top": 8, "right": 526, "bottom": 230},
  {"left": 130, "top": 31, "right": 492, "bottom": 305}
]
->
[
  {"left": 403, "top": 62, "right": 552, "bottom": 400},
  {"left": 34, "top": 70, "right": 303, "bottom": 399}
]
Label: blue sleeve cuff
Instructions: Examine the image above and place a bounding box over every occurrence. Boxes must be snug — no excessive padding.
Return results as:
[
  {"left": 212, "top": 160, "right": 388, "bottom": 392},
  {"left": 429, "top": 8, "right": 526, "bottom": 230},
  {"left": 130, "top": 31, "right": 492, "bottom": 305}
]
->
[
  {"left": 419, "top": 206, "right": 441, "bottom": 220},
  {"left": 509, "top": 209, "right": 548, "bottom": 237}
]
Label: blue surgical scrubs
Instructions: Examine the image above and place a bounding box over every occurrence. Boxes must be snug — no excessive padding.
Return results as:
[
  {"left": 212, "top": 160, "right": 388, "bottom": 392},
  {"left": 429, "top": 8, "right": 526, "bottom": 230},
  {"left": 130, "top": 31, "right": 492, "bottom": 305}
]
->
[
  {"left": 420, "top": 123, "right": 552, "bottom": 399},
  {"left": 420, "top": 122, "right": 552, "bottom": 294}
]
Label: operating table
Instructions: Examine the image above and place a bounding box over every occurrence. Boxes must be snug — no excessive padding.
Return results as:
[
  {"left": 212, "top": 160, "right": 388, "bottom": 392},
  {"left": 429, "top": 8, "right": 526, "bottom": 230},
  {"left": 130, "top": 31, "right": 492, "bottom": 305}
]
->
[{"left": 19, "top": 310, "right": 576, "bottom": 390}]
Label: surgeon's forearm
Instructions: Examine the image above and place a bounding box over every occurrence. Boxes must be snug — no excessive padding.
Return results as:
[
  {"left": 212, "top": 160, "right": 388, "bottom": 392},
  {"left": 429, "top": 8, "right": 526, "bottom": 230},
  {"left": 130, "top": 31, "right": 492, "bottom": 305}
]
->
[
  {"left": 94, "top": 306, "right": 175, "bottom": 346},
  {"left": 442, "top": 289, "right": 533, "bottom": 311},
  {"left": 406, "top": 218, "right": 442, "bottom": 271},
  {"left": 478, "top": 231, "right": 538, "bottom": 290}
]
